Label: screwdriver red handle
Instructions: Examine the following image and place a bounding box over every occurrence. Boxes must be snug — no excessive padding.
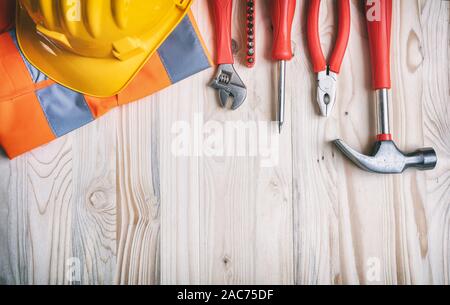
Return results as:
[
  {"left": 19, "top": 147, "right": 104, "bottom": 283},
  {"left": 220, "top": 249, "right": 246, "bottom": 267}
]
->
[
  {"left": 211, "top": 0, "right": 234, "bottom": 65},
  {"left": 271, "top": 0, "right": 296, "bottom": 61},
  {"left": 366, "top": 0, "right": 392, "bottom": 90}
]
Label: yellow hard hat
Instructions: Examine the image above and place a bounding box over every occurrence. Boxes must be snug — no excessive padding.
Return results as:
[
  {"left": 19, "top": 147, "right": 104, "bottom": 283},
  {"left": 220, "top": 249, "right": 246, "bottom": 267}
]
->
[{"left": 16, "top": 0, "right": 192, "bottom": 97}]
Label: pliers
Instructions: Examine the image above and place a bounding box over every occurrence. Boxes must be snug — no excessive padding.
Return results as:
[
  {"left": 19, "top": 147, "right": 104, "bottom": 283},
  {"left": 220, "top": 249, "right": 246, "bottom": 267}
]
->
[
  {"left": 307, "top": 0, "right": 350, "bottom": 117},
  {"left": 209, "top": 0, "right": 247, "bottom": 110}
]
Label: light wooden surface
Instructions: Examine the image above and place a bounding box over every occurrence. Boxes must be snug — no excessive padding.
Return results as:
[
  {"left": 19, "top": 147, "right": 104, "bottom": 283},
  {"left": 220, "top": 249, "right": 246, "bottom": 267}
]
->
[{"left": 0, "top": 0, "right": 449, "bottom": 285}]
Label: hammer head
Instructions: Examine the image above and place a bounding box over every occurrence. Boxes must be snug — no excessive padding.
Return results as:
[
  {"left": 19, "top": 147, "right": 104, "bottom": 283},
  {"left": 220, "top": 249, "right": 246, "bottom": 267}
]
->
[{"left": 333, "top": 139, "right": 437, "bottom": 174}]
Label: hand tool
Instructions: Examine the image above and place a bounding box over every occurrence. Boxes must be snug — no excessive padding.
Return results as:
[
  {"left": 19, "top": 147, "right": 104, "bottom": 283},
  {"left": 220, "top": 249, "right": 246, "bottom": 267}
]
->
[
  {"left": 246, "top": 0, "right": 256, "bottom": 68},
  {"left": 209, "top": 0, "right": 247, "bottom": 110},
  {"left": 307, "top": 0, "right": 350, "bottom": 117},
  {"left": 271, "top": 0, "right": 296, "bottom": 133},
  {"left": 334, "top": 0, "right": 437, "bottom": 174}
]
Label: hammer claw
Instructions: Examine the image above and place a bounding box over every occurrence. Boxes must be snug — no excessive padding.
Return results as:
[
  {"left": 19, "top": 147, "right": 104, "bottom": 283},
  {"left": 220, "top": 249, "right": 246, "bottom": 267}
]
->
[
  {"left": 334, "top": 139, "right": 437, "bottom": 174},
  {"left": 333, "top": 139, "right": 396, "bottom": 173}
]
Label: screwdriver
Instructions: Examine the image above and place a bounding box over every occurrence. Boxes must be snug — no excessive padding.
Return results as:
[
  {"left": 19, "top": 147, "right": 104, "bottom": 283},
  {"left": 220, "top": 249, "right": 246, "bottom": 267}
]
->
[{"left": 271, "top": 0, "right": 296, "bottom": 133}]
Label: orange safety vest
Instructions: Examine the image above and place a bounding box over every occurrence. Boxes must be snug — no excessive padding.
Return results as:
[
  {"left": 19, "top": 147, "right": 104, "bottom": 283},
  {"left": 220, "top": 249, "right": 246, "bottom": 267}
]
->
[{"left": 0, "top": 12, "right": 211, "bottom": 159}]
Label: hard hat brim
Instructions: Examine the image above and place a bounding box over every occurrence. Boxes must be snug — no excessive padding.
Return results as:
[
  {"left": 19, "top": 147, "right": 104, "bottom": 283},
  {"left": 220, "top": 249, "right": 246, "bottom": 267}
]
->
[{"left": 16, "top": 1, "right": 192, "bottom": 98}]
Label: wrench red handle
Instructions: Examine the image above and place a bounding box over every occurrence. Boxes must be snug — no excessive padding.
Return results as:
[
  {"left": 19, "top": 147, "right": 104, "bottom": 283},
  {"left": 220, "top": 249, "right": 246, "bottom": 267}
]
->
[
  {"left": 271, "top": 0, "right": 296, "bottom": 61},
  {"left": 366, "top": 0, "right": 392, "bottom": 90},
  {"left": 211, "top": 0, "right": 234, "bottom": 65},
  {"left": 307, "top": 0, "right": 350, "bottom": 73}
]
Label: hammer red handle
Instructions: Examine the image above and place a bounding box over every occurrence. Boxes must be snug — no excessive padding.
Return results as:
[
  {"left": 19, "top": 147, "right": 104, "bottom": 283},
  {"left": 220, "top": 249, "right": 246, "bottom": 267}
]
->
[
  {"left": 271, "top": 0, "right": 296, "bottom": 61},
  {"left": 366, "top": 0, "right": 392, "bottom": 90},
  {"left": 211, "top": 0, "right": 234, "bottom": 65}
]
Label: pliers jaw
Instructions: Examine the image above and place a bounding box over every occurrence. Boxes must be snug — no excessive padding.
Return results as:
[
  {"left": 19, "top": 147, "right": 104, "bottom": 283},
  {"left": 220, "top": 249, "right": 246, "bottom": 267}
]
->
[{"left": 317, "top": 70, "right": 337, "bottom": 117}]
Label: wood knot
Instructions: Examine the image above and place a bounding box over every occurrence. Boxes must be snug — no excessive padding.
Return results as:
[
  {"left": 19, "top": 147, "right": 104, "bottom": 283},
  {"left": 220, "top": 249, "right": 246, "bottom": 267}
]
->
[
  {"left": 407, "top": 30, "right": 424, "bottom": 72},
  {"left": 231, "top": 39, "right": 239, "bottom": 54},
  {"left": 89, "top": 191, "right": 108, "bottom": 210},
  {"left": 291, "top": 41, "right": 297, "bottom": 57},
  {"left": 222, "top": 255, "right": 231, "bottom": 267}
]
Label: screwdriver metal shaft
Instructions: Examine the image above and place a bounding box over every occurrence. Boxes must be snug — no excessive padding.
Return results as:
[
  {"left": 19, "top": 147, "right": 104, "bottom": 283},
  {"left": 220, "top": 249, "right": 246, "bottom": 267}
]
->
[{"left": 278, "top": 60, "right": 286, "bottom": 133}]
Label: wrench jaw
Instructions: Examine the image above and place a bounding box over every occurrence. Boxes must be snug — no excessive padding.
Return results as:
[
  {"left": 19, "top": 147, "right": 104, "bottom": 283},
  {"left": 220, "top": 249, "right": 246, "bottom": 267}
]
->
[
  {"left": 218, "top": 89, "right": 230, "bottom": 108},
  {"left": 212, "top": 87, "right": 246, "bottom": 110},
  {"left": 317, "top": 71, "right": 337, "bottom": 117},
  {"left": 209, "top": 64, "right": 247, "bottom": 110},
  {"left": 228, "top": 88, "right": 247, "bottom": 110},
  {"left": 334, "top": 139, "right": 438, "bottom": 174}
]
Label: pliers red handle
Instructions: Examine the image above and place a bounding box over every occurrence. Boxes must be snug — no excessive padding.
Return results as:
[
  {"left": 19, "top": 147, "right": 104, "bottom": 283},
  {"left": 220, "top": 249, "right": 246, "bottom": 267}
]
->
[{"left": 307, "top": 0, "right": 350, "bottom": 117}]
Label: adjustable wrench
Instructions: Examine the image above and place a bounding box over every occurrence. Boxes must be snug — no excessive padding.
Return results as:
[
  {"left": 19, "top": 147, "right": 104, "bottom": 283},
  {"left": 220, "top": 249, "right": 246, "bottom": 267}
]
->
[{"left": 209, "top": 0, "right": 247, "bottom": 110}]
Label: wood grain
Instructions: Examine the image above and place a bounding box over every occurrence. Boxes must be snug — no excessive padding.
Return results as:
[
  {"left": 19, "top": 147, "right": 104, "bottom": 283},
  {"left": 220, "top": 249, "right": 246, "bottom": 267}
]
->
[
  {"left": 115, "top": 100, "right": 161, "bottom": 285},
  {"left": 291, "top": 0, "right": 449, "bottom": 285},
  {"left": 418, "top": 0, "right": 450, "bottom": 284},
  {"left": 197, "top": 0, "right": 294, "bottom": 285},
  {"left": 0, "top": 0, "right": 448, "bottom": 285},
  {"left": 71, "top": 114, "right": 117, "bottom": 285},
  {"left": 0, "top": 115, "right": 117, "bottom": 284}
]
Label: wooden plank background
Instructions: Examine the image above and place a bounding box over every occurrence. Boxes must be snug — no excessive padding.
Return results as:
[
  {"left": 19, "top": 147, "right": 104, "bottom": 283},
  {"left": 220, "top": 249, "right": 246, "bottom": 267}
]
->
[{"left": 0, "top": 0, "right": 448, "bottom": 285}]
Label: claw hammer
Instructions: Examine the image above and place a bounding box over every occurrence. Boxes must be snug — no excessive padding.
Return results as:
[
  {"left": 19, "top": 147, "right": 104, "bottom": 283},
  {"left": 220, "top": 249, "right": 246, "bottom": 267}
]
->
[{"left": 334, "top": 0, "right": 437, "bottom": 174}]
